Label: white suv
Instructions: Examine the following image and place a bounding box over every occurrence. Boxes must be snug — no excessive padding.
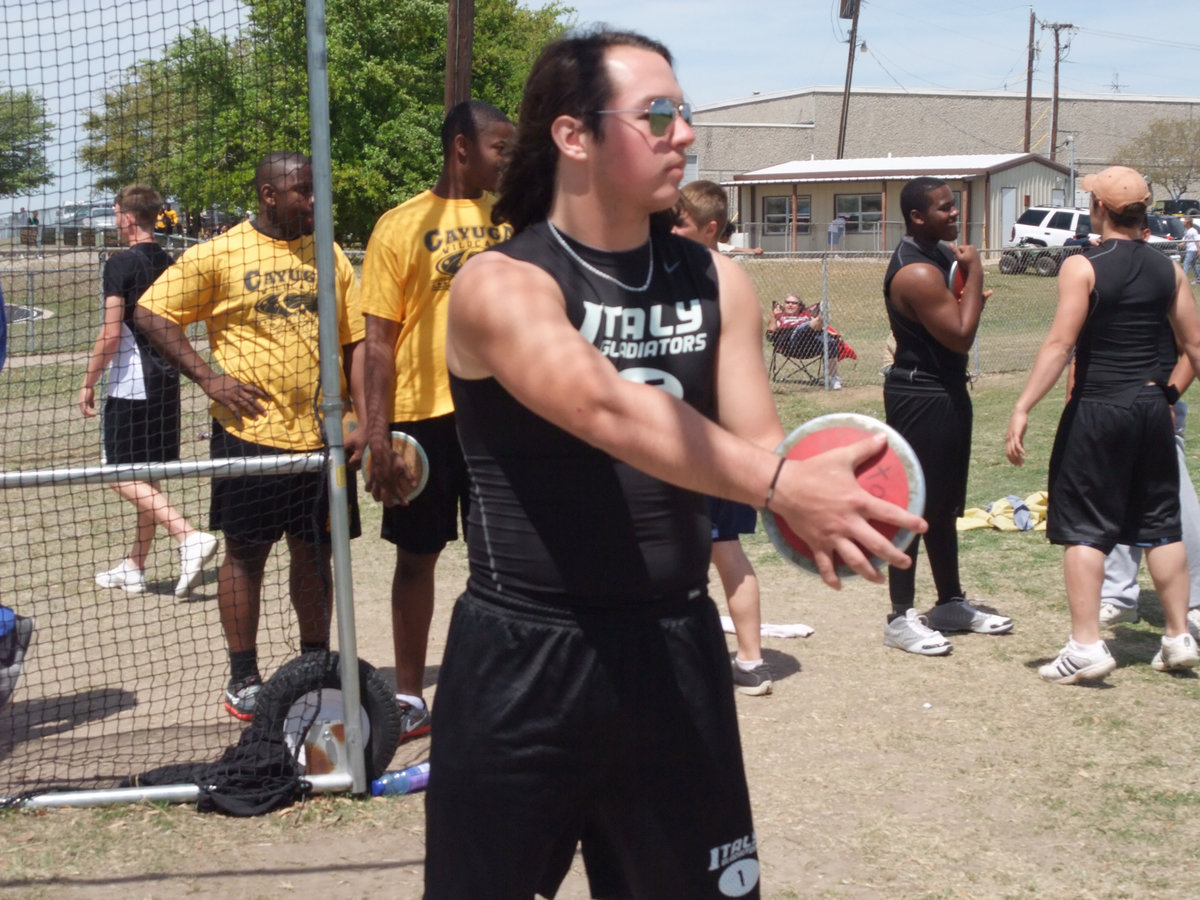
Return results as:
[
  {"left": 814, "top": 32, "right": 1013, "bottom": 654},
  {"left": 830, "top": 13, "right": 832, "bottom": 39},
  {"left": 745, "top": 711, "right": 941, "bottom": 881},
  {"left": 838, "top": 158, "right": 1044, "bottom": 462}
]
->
[{"left": 1008, "top": 206, "right": 1095, "bottom": 248}]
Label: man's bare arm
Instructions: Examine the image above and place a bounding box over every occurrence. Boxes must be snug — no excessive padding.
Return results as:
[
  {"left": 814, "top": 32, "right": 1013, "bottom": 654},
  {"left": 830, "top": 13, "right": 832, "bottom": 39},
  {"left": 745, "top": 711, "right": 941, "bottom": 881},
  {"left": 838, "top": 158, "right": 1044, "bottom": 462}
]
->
[
  {"left": 447, "top": 251, "right": 926, "bottom": 589},
  {"left": 891, "top": 245, "right": 989, "bottom": 354},
  {"left": 362, "top": 314, "right": 415, "bottom": 504},
  {"left": 132, "top": 305, "right": 268, "bottom": 420}
]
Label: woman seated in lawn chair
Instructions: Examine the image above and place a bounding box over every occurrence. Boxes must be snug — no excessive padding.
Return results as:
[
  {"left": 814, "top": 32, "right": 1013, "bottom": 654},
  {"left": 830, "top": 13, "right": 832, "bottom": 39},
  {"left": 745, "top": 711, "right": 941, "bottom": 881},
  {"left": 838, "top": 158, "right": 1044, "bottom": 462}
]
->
[{"left": 766, "top": 293, "right": 857, "bottom": 388}]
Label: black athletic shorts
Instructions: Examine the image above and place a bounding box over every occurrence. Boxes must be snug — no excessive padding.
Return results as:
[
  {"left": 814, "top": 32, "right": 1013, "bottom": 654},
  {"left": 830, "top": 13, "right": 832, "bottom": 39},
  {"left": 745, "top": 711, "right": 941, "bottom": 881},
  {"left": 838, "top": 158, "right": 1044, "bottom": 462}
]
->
[
  {"left": 710, "top": 497, "right": 758, "bottom": 542},
  {"left": 425, "top": 587, "right": 760, "bottom": 900},
  {"left": 379, "top": 413, "right": 468, "bottom": 554},
  {"left": 209, "top": 422, "right": 361, "bottom": 546},
  {"left": 884, "top": 374, "right": 972, "bottom": 522},
  {"left": 102, "top": 391, "right": 181, "bottom": 465},
  {"left": 1048, "top": 388, "right": 1180, "bottom": 552}
]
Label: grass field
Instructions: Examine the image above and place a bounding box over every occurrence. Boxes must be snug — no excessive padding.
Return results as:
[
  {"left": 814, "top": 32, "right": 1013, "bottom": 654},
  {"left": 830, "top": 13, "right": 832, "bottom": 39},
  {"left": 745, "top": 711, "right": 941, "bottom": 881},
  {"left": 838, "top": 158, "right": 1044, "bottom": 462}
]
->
[{"left": 4, "top": 367, "right": 1200, "bottom": 898}]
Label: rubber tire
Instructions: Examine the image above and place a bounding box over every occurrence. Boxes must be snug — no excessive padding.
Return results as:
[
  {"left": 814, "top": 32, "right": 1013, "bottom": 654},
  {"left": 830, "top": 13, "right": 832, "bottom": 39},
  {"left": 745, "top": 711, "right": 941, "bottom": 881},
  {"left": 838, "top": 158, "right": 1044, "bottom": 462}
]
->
[
  {"left": 1034, "top": 254, "right": 1059, "bottom": 277},
  {"left": 254, "top": 652, "right": 403, "bottom": 781},
  {"left": 998, "top": 251, "right": 1023, "bottom": 275}
]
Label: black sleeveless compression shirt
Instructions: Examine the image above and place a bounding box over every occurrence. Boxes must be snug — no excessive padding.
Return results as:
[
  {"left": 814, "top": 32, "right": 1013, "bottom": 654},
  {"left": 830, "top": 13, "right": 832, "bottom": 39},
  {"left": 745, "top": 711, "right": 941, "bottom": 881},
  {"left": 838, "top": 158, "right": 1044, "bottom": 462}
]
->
[
  {"left": 883, "top": 236, "right": 968, "bottom": 381},
  {"left": 450, "top": 221, "right": 722, "bottom": 606},
  {"left": 1073, "top": 239, "right": 1177, "bottom": 406}
]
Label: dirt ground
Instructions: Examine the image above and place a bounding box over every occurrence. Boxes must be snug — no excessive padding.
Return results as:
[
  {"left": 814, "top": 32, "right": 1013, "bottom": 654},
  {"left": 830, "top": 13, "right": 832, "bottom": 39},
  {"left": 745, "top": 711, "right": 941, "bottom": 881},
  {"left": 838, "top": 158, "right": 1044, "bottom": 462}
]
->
[{"left": 6, "top": 481, "right": 1200, "bottom": 898}]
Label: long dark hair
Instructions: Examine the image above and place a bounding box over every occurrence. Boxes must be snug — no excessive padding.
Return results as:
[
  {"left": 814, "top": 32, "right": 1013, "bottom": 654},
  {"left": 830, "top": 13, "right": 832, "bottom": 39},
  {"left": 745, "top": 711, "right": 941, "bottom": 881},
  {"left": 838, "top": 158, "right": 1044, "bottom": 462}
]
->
[{"left": 493, "top": 28, "right": 673, "bottom": 234}]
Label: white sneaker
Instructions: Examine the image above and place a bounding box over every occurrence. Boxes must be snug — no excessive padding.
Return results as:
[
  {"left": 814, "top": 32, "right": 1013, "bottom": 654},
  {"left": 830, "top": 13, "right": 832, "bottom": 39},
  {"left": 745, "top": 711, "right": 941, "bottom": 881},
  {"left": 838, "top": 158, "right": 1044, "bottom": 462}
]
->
[
  {"left": 924, "top": 598, "right": 1013, "bottom": 635},
  {"left": 830, "top": 375, "right": 843, "bottom": 390},
  {"left": 1099, "top": 602, "right": 1139, "bottom": 626},
  {"left": 175, "top": 532, "right": 219, "bottom": 598},
  {"left": 96, "top": 559, "right": 146, "bottom": 594},
  {"left": 1038, "top": 641, "right": 1116, "bottom": 684},
  {"left": 883, "top": 609, "right": 952, "bottom": 656},
  {"left": 1151, "top": 633, "right": 1199, "bottom": 672},
  {"left": 1187, "top": 609, "right": 1200, "bottom": 640}
]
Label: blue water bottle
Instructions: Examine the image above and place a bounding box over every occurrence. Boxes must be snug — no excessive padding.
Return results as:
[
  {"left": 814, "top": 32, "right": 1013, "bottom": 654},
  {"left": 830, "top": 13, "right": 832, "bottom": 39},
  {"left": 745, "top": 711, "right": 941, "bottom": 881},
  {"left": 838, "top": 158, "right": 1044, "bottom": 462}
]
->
[{"left": 371, "top": 761, "right": 431, "bottom": 796}]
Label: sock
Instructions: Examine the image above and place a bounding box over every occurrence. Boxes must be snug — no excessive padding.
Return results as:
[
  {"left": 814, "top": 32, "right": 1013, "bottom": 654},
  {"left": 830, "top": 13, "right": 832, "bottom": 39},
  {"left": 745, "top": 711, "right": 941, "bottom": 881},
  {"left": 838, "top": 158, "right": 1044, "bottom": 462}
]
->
[
  {"left": 734, "top": 657, "right": 763, "bottom": 671},
  {"left": 300, "top": 640, "right": 329, "bottom": 655},
  {"left": 229, "top": 649, "right": 259, "bottom": 684},
  {"left": 888, "top": 608, "right": 912, "bottom": 623},
  {"left": 1068, "top": 637, "right": 1104, "bottom": 654},
  {"left": 395, "top": 693, "right": 424, "bottom": 710}
]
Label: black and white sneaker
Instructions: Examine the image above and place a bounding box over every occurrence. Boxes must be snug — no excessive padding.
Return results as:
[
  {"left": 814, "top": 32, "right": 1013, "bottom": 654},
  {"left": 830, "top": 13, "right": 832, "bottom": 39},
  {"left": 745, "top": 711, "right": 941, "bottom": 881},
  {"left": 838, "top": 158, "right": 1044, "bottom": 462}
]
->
[{"left": 1038, "top": 641, "right": 1116, "bottom": 684}]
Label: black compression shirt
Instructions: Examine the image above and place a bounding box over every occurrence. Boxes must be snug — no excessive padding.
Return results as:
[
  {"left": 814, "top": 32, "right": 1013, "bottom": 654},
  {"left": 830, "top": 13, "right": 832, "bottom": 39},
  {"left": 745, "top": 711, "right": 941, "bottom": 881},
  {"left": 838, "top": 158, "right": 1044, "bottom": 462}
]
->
[
  {"left": 1074, "top": 239, "right": 1177, "bottom": 405},
  {"left": 883, "top": 237, "right": 968, "bottom": 381},
  {"left": 450, "top": 221, "right": 721, "bottom": 606}
]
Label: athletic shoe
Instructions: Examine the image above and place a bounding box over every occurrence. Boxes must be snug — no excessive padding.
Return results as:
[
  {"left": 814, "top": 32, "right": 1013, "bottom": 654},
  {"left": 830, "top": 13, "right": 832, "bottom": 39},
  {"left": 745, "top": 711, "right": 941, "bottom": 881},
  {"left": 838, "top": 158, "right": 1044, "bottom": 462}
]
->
[
  {"left": 1038, "top": 641, "right": 1116, "bottom": 684},
  {"left": 1187, "top": 609, "right": 1200, "bottom": 640},
  {"left": 730, "top": 656, "right": 773, "bottom": 696},
  {"left": 223, "top": 674, "right": 262, "bottom": 721},
  {"left": 1151, "top": 633, "right": 1200, "bottom": 672},
  {"left": 883, "top": 609, "right": 952, "bottom": 656},
  {"left": 830, "top": 375, "right": 843, "bottom": 390},
  {"left": 397, "top": 698, "right": 431, "bottom": 742},
  {"left": 0, "top": 615, "right": 34, "bottom": 710},
  {"left": 1099, "top": 602, "right": 1139, "bottom": 626},
  {"left": 95, "top": 559, "right": 146, "bottom": 594},
  {"left": 175, "top": 532, "right": 219, "bottom": 598},
  {"left": 924, "top": 598, "right": 1013, "bottom": 635}
]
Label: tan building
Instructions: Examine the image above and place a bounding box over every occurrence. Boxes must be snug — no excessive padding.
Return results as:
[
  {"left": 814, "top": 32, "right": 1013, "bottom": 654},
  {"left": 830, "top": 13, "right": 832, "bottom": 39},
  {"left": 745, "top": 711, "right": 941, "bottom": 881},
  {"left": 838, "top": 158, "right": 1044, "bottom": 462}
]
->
[
  {"left": 694, "top": 85, "right": 1200, "bottom": 198},
  {"left": 727, "top": 153, "right": 1069, "bottom": 252}
]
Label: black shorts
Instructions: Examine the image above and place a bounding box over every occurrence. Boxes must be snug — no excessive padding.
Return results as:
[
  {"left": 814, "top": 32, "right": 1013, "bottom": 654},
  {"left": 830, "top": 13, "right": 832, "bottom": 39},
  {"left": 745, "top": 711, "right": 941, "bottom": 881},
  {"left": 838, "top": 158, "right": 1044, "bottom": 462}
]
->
[
  {"left": 379, "top": 413, "right": 468, "bottom": 554},
  {"left": 102, "top": 392, "right": 181, "bottom": 465},
  {"left": 884, "top": 374, "right": 972, "bottom": 522},
  {"left": 710, "top": 497, "right": 758, "bottom": 542},
  {"left": 425, "top": 588, "right": 759, "bottom": 900},
  {"left": 1048, "top": 390, "right": 1180, "bottom": 551},
  {"left": 209, "top": 422, "right": 361, "bottom": 546}
]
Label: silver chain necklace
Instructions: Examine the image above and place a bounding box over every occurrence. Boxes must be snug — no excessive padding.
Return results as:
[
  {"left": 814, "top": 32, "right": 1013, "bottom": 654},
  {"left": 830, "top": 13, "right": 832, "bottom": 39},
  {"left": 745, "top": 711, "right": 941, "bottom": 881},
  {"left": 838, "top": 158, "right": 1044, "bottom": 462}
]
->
[{"left": 545, "top": 219, "right": 655, "bottom": 292}]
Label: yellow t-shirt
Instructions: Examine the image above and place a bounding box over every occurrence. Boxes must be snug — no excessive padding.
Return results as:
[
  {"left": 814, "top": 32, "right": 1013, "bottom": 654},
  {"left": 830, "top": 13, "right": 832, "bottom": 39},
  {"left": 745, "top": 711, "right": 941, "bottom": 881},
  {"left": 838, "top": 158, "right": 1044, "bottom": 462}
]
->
[
  {"left": 138, "top": 220, "right": 364, "bottom": 451},
  {"left": 360, "top": 190, "right": 512, "bottom": 421}
]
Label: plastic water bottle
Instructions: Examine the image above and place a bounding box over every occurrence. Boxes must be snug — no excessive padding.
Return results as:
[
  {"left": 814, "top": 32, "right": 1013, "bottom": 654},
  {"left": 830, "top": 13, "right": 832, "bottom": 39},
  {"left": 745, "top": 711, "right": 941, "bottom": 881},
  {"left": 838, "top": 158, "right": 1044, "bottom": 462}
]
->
[{"left": 371, "top": 761, "right": 430, "bottom": 797}]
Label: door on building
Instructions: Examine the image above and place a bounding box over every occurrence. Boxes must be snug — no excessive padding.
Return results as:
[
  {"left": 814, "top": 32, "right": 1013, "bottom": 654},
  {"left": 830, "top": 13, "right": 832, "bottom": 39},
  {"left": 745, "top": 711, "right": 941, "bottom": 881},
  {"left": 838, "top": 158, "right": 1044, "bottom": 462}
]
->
[{"left": 1000, "top": 187, "right": 1017, "bottom": 248}]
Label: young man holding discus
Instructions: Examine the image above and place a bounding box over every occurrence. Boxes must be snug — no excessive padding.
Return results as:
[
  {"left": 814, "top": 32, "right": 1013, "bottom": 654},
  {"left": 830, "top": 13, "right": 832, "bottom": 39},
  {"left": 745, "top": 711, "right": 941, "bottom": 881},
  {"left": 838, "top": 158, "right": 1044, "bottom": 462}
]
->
[{"left": 425, "top": 28, "right": 926, "bottom": 898}]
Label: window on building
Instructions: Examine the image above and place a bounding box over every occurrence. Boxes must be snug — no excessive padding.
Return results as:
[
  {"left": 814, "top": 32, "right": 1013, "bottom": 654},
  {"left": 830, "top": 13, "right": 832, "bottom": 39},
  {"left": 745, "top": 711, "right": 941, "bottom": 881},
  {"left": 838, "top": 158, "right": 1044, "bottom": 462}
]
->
[
  {"left": 835, "top": 193, "right": 883, "bottom": 233},
  {"left": 762, "top": 194, "right": 812, "bottom": 235}
]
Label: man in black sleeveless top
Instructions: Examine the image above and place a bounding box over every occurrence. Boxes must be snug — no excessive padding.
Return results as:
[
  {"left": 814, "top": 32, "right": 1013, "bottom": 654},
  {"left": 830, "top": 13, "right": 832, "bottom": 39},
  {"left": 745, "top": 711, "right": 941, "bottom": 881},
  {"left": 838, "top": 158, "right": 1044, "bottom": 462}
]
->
[
  {"left": 424, "top": 29, "right": 927, "bottom": 900},
  {"left": 882, "top": 178, "right": 1013, "bottom": 657},
  {"left": 1008, "top": 166, "right": 1200, "bottom": 684}
]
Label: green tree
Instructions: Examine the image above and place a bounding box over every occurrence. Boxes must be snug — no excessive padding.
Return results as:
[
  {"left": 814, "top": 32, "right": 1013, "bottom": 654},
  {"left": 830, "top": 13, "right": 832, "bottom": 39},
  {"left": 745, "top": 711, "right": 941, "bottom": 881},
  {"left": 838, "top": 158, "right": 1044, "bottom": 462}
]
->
[
  {"left": 0, "top": 85, "right": 54, "bottom": 198},
  {"left": 80, "top": 29, "right": 258, "bottom": 221},
  {"left": 79, "top": 1, "right": 573, "bottom": 240},
  {"left": 1116, "top": 117, "right": 1200, "bottom": 201}
]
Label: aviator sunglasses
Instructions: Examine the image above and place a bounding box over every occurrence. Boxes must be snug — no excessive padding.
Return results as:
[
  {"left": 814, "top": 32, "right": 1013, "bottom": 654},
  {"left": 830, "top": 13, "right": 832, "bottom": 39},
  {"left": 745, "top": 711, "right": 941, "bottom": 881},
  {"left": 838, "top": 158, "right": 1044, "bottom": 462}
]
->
[{"left": 595, "top": 97, "right": 693, "bottom": 136}]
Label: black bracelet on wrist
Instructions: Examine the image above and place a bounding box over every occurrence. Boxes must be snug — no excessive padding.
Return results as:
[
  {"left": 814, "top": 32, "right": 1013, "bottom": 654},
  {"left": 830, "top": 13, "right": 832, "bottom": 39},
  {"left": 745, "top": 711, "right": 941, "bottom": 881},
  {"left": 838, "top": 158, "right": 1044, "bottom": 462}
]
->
[
  {"left": 1165, "top": 384, "right": 1181, "bottom": 406},
  {"left": 763, "top": 456, "right": 787, "bottom": 510}
]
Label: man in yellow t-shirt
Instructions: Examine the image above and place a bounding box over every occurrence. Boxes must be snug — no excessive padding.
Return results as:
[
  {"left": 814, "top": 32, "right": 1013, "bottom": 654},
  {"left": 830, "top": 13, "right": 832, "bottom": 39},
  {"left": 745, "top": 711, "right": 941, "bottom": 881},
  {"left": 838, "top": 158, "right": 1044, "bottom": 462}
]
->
[
  {"left": 136, "top": 151, "right": 366, "bottom": 721},
  {"left": 361, "top": 101, "right": 513, "bottom": 740}
]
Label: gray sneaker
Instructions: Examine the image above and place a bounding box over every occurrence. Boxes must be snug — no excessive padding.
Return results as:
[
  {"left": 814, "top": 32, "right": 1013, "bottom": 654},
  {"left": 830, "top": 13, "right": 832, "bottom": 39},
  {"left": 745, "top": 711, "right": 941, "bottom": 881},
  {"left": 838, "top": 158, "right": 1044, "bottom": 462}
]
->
[
  {"left": 924, "top": 598, "right": 1013, "bottom": 635},
  {"left": 730, "top": 656, "right": 773, "bottom": 696},
  {"left": 223, "top": 675, "right": 262, "bottom": 721},
  {"left": 883, "top": 609, "right": 952, "bottom": 656},
  {"left": 397, "top": 698, "right": 431, "bottom": 742},
  {"left": 1099, "top": 602, "right": 1139, "bottom": 627}
]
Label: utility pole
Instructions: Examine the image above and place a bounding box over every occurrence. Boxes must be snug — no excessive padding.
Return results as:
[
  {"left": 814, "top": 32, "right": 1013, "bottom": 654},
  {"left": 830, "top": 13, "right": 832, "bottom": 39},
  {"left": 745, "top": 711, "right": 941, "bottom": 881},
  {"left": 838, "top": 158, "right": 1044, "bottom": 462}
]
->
[
  {"left": 1023, "top": 8, "right": 1035, "bottom": 152},
  {"left": 444, "top": 0, "right": 474, "bottom": 112},
  {"left": 1043, "top": 21, "right": 1075, "bottom": 162},
  {"left": 836, "top": 0, "right": 861, "bottom": 159}
]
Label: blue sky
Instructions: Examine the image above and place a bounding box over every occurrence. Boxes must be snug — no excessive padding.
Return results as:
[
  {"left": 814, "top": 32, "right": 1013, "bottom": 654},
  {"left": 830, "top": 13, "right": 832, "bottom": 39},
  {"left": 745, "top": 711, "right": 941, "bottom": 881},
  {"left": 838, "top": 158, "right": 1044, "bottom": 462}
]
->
[
  {"left": 557, "top": 1, "right": 1200, "bottom": 106},
  {"left": 5, "top": 0, "right": 1199, "bottom": 209}
]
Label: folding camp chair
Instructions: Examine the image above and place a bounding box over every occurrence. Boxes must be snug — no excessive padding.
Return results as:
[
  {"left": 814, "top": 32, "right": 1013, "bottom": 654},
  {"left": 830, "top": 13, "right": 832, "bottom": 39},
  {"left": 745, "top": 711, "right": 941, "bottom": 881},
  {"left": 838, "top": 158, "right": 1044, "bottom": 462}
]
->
[{"left": 767, "top": 322, "right": 858, "bottom": 387}]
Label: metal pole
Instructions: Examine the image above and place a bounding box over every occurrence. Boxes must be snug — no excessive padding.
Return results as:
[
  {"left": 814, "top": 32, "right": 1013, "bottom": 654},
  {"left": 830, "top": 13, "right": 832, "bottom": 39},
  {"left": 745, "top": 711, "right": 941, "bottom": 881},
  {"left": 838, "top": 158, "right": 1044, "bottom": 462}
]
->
[
  {"left": 26, "top": 272, "right": 34, "bottom": 354},
  {"left": 1067, "top": 135, "right": 1075, "bottom": 205},
  {"left": 305, "top": 0, "right": 368, "bottom": 795},
  {"left": 820, "top": 255, "right": 831, "bottom": 389},
  {"left": 836, "top": 0, "right": 861, "bottom": 159},
  {"left": 1024, "top": 9, "right": 1035, "bottom": 153}
]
